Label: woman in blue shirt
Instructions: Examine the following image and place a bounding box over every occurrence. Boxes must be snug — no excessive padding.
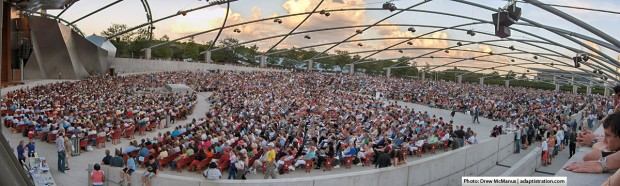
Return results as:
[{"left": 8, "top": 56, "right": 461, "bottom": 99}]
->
[{"left": 16, "top": 140, "right": 25, "bottom": 166}]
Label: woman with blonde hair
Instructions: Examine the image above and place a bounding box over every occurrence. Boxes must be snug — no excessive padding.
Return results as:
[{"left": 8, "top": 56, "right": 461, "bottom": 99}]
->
[{"left": 64, "top": 136, "right": 73, "bottom": 170}]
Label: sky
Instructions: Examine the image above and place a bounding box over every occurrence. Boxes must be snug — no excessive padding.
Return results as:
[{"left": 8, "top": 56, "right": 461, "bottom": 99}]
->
[{"left": 46, "top": 0, "right": 620, "bottom": 77}]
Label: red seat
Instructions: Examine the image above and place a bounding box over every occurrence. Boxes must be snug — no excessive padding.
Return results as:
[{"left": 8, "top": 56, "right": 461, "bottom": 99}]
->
[
  {"left": 16, "top": 124, "right": 28, "bottom": 133},
  {"left": 195, "top": 158, "right": 211, "bottom": 173},
  {"left": 402, "top": 150, "right": 407, "bottom": 161},
  {"left": 80, "top": 139, "right": 88, "bottom": 151},
  {"left": 363, "top": 153, "right": 373, "bottom": 167},
  {"left": 38, "top": 131, "right": 48, "bottom": 142},
  {"left": 217, "top": 158, "right": 229, "bottom": 172},
  {"left": 111, "top": 132, "right": 121, "bottom": 145},
  {"left": 124, "top": 127, "right": 135, "bottom": 139},
  {"left": 177, "top": 155, "right": 196, "bottom": 172},
  {"left": 417, "top": 147, "right": 423, "bottom": 157},
  {"left": 138, "top": 125, "right": 147, "bottom": 136},
  {"left": 431, "top": 143, "right": 437, "bottom": 154},
  {"left": 47, "top": 133, "right": 57, "bottom": 144},
  {"left": 141, "top": 154, "right": 152, "bottom": 168},
  {"left": 148, "top": 121, "right": 157, "bottom": 131},
  {"left": 283, "top": 160, "right": 293, "bottom": 174},
  {"left": 305, "top": 159, "right": 313, "bottom": 173},
  {"left": 325, "top": 157, "right": 333, "bottom": 171},
  {"left": 345, "top": 156, "right": 353, "bottom": 169},
  {"left": 96, "top": 136, "right": 106, "bottom": 148}
]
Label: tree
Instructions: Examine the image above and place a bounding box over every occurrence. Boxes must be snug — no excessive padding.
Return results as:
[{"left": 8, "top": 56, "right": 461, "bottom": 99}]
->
[
  {"left": 211, "top": 37, "right": 241, "bottom": 63},
  {"left": 505, "top": 70, "right": 516, "bottom": 79}
]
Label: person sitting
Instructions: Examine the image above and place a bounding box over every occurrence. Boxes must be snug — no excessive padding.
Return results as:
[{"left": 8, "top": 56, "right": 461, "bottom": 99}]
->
[
  {"left": 123, "top": 141, "right": 139, "bottom": 155},
  {"left": 203, "top": 162, "right": 222, "bottom": 180},
  {"left": 101, "top": 149, "right": 112, "bottom": 165},
  {"left": 91, "top": 164, "right": 105, "bottom": 186},
  {"left": 137, "top": 145, "right": 150, "bottom": 163},
  {"left": 109, "top": 149, "right": 125, "bottom": 167},
  {"left": 583, "top": 113, "right": 620, "bottom": 162},
  {"left": 142, "top": 156, "right": 158, "bottom": 186},
  {"left": 120, "top": 156, "right": 136, "bottom": 186},
  {"left": 295, "top": 146, "right": 316, "bottom": 168}
]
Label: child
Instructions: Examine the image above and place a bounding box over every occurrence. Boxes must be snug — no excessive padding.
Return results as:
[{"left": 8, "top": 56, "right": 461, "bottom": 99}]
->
[{"left": 91, "top": 164, "right": 105, "bottom": 186}]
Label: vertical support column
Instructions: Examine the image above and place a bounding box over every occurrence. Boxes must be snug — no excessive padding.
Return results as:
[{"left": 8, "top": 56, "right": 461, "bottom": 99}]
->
[
  {"left": 349, "top": 64, "right": 355, "bottom": 75},
  {"left": 552, "top": 74, "right": 557, "bottom": 85},
  {"left": 421, "top": 72, "right": 425, "bottom": 81},
  {"left": 145, "top": 48, "right": 152, "bottom": 59},
  {"left": 587, "top": 80, "right": 593, "bottom": 95},
  {"left": 386, "top": 68, "right": 391, "bottom": 78},
  {"left": 604, "top": 82, "right": 610, "bottom": 96},
  {"left": 204, "top": 51, "right": 212, "bottom": 63},
  {"left": 457, "top": 75, "right": 462, "bottom": 84},
  {"left": 307, "top": 60, "right": 313, "bottom": 72},
  {"left": 505, "top": 80, "right": 510, "bottom": 87},
  {"left": 259, "top": 55, "right": 266, "bottom": 67},
  {"left": 480, "top": 77, "right": 484, "bottom": 86},
  {"left": 555, "top": 84, "right": 560, "bottom": 92},
  {"left": 573, "top": 85, "right": 578, "bottom": 94}
]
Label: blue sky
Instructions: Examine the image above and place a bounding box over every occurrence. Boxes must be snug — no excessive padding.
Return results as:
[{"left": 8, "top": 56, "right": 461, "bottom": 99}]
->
[{"left": 47, "top": 0, "right": 620, "bottom": 75}]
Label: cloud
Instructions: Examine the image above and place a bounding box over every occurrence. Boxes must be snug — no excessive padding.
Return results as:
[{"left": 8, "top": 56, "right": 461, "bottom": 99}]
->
[
  {"left": 281, "top": 0, "right": 367, "bottom": 30},
  {"left": 169, "top": 6, "right": 227, "bottom": 34},
  {"left": 583, "top": 39, "right": 601, "bottom": 54}
]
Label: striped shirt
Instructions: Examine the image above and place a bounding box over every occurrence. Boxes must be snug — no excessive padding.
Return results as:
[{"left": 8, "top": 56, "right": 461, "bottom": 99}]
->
[{"left": 56, "top": 136, "right": 65, "bottom": 152}]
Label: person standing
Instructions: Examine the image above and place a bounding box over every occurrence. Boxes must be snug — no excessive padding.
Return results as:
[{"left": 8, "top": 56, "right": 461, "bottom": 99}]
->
[
  {"left": 568, "top": 129, "right": 577, "bottom": 158},
  {"left": 472, "top": 106, "right": 480, "bottom": 124},
  {"left": 16, "top": 140, "right": 25, "bottom": 166},
  {"left": 64, "top": 136, "right": 73, "bottom": 170},
  {"left": 514, "top": 126, "right": 521, "bottom": 154},
  {"left": 25, "top": 138, "right": 36, "bottom": 158},
  {"left": 264, "top": 143, "right": 277, "bottom": 179},
  {"left": 56, "top": 132, "right": 66, "bottom": 173}
]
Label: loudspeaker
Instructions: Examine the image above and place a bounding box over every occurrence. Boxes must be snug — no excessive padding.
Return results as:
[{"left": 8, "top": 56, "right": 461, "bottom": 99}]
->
[
  {"left": 506, "top": 5, "right": 522, "bottom": 22},
  {"left": 493, "top": 12, "right": 515, "bottom": 27},
  {"left": 495, "top": 25, "right": 511, "bottom": 38}
]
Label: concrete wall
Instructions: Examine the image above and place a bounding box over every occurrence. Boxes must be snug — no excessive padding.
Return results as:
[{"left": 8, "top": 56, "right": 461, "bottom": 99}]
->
[
  {"left": 111, "top": 58, "right": 284, "bottom": 74},
  {"left": 90, "top": 133, "right": 516, "bottom": 186},
  {"left": 555, "top": 125, "right": 609, "bottom": 185},
  {"left": 500, "top": 147, "right": 542, "bottom": 176}
]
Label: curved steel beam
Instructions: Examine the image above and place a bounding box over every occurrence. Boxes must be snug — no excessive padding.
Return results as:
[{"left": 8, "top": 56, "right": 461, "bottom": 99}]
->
[
  {"left": 452, "top": 0, "right": 620, "bottom": 72},
  {"left": 264, "top": 0, "right": 325, "bottom": 54},
  {"left": 56, "top": 1, "right": 76, "bottom": 17},
  {"left": 139, "top": 0, "right": 155, "bottom": 41},
  {"left": 353, "top": 22, "right": 481, "bottom": 63},
  {"left": 307, "top": 1, "right": 431, "bottom": 60},
  {"left": 522, "top": 0, "right": 620, "bottom": 48},
  {"left": 207, "top": 1, "right": 231, "bottom": 51},
  {"left": 68, "top": 0, "right": 123, "bottom": 26},
  {"left": 167, "top": 7, "right": 618, "bottom": 56},
  {"left": 107, "top": 0, "right": 238, "bottom": 40},
  {"left": 16, "top": 8, "right": 84, "bottom": 36}
]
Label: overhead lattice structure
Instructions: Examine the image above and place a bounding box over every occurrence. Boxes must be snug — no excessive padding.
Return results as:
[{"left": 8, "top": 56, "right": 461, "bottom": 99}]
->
[{"left": 18, "top": 0, "right": 619, "bottom": 89}]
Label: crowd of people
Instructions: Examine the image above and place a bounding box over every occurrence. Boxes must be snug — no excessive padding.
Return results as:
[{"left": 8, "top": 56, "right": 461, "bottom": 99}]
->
[{"left": 5, "top": 70, "right": 613, "bottom": 184}]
